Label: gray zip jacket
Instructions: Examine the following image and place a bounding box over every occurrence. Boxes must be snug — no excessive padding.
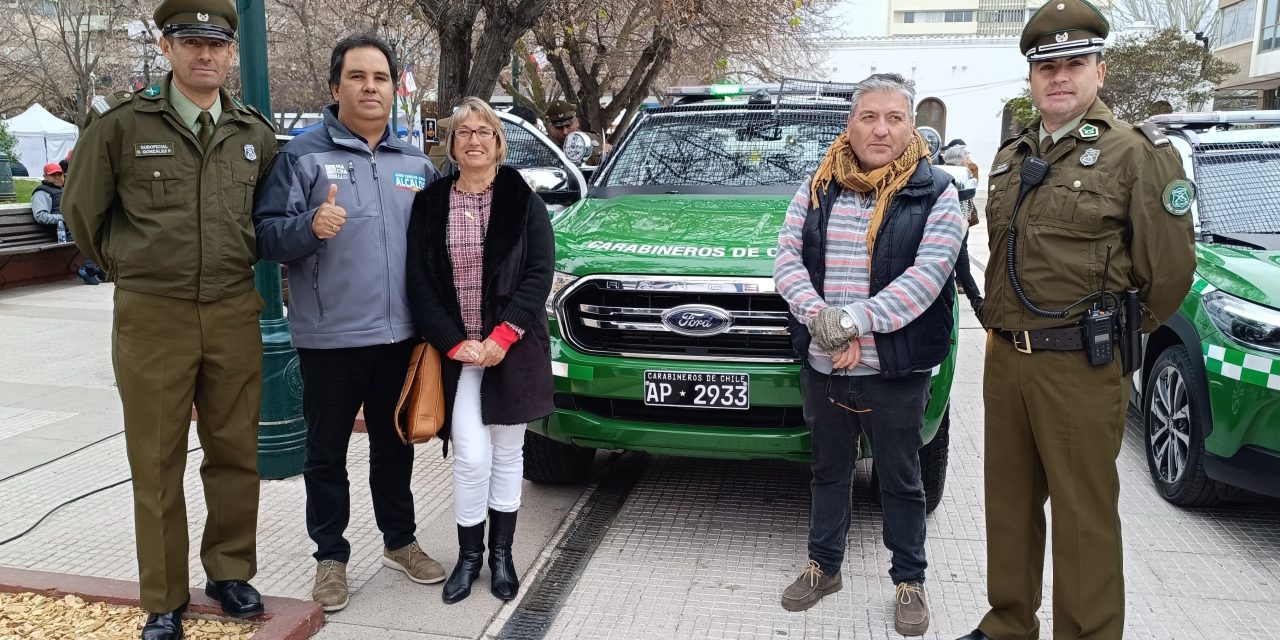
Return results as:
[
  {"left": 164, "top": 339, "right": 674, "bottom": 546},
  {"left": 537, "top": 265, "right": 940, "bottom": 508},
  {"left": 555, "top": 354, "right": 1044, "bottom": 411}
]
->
[{"left": 254, "top": 104, "right": 439, "bottom": 349}]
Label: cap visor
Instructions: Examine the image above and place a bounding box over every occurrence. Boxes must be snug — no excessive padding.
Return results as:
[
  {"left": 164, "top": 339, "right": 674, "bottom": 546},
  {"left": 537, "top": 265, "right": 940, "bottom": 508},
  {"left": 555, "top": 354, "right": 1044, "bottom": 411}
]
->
[{"left": 166, "top": 25, "right": 235, "bottom": 41}]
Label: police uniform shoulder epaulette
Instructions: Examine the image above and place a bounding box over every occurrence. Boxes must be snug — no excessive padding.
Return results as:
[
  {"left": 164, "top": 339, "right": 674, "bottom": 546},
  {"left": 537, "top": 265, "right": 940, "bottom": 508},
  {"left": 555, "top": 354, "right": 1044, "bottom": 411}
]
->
[
  {"left": 90, "top": 90, "right": 135, "bottom": 117},
  {"left": 1136, "top": 121, "right": 1171, "bottom": 147},
  {"left": 232, "top": 97, "right": 276, "bottom": 131}
]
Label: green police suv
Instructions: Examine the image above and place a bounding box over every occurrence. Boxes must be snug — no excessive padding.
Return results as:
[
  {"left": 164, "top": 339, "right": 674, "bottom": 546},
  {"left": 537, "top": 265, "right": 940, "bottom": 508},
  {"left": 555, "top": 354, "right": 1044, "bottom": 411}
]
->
[
  {"left": 504, "top": 83, "right": 958, "bottom": 512},
  {"left": 1139, "top": 111, "right": 1280, "bottom": 505}
]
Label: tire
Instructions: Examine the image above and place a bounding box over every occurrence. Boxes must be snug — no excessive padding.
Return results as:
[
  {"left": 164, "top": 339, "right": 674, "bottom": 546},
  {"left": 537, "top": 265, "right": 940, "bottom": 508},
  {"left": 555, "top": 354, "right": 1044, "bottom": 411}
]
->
[
  {"left": 1143, "top": 345, "right": 1221, "bottom": 506},
  {"left": 868, "top": 408, "right": 950, "bottom": 514},
  {"left": 919, "top": 409, "right": 950, "bottom": 514},
  {"left": 522, "top": 430, "right": 596, "bottom": 484}
]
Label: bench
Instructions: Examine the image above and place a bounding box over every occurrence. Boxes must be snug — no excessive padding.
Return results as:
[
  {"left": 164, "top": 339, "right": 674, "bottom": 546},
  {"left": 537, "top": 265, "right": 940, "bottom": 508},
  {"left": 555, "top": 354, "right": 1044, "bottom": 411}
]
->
[{"left": 0, "top": 204, "right": 84, "bottom": 289}]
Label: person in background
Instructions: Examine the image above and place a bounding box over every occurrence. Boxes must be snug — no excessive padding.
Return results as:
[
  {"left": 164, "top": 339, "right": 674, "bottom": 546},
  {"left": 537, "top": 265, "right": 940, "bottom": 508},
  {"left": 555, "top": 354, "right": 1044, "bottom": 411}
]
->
[
  {"left": 253, "top": 34, "right": 444, "bottom": 614},
  {"left": 941, "top": 144, "right": 984, "bottom": 314},
  {"left": 405, "top": 96, "right": 555, "bottom": 605}
]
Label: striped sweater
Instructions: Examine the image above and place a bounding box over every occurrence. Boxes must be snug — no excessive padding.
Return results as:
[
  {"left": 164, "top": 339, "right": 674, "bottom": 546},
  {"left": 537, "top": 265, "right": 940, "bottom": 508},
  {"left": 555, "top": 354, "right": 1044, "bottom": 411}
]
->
[{"left": 774, "top": 178, "right": 965, "bottom": 374}]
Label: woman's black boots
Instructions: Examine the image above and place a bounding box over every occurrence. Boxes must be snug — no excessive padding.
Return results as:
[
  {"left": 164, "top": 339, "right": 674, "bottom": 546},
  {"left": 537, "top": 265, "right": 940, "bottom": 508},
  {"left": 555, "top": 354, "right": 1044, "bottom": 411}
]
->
[
  {"left": 488, "top": 508, "right": 520, "bottom": 600},
  {"left": 442, "top": 522, "right": 485, "bottom": 604}
]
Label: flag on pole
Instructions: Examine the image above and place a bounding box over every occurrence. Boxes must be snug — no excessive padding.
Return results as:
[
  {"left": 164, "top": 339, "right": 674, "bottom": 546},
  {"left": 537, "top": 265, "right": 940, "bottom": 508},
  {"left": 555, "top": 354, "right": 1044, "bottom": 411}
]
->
[{"left": 399, "top": 64, "right": 417, "bottom": 97}]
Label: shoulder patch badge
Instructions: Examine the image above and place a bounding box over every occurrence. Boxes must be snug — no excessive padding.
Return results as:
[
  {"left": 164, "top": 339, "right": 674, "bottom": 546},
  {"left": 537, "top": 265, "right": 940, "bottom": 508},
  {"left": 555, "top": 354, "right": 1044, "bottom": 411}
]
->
[
  {"left": 1162, "top": 179, "right": 1194, "bottom": 215},
  {"left": 1080, "top": 148, "right": 1100, "bottom": 166},
  {"left": 1078, "top": 123, "right": 1100, "bottom": 140}
]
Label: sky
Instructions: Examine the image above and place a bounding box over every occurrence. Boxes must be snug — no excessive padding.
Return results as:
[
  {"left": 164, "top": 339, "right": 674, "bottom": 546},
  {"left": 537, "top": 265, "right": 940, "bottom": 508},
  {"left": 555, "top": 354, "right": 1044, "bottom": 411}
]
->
[{"left": 830, "top": 0, "right": 891, "bottom": 38}]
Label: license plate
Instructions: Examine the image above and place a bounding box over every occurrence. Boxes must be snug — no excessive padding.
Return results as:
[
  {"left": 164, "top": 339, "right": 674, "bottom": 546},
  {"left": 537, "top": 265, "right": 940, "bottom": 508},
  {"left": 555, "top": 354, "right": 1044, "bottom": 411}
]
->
[{"left": 643, "top": 371, "right": 749, "bottom": 410}]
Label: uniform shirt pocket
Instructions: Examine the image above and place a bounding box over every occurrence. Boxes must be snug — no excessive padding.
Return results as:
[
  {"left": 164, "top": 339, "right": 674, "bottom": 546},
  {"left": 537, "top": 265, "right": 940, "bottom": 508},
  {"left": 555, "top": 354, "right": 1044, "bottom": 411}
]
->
[
  {"left": 132, "top": 158, "right": 183, "bottom": 211},
  {"left": 1035, "top": 173, "right": 1106, "bottom": 231},
  {"left": 229, "top": 158, "right": 259, "bottom": 215}
]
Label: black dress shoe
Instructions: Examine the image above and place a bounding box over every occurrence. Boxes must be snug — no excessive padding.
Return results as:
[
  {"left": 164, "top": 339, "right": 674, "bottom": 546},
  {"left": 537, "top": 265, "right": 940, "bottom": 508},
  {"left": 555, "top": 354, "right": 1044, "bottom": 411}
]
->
[
  {"left": 204, "top": 579, "right": 264, "bottom": 618},
  {"left": 141, "top": 599, "right": 187, "bottom": 640},
  {"left": 956, "top": 630, "right": 992, "bottom": 640}
]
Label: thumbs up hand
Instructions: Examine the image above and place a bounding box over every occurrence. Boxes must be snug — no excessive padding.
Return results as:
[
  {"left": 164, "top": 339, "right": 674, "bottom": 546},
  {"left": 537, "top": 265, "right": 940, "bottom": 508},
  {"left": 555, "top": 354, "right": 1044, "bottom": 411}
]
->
[{"left": 312, "top": 183, "right": 348, "bottom": 240}]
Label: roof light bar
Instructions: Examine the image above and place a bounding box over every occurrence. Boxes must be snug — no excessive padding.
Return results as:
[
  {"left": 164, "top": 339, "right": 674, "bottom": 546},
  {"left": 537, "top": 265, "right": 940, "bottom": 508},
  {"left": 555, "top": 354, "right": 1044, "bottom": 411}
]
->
[{"left": 1148, "top": 111, "right": 1280, "bottom": 126}]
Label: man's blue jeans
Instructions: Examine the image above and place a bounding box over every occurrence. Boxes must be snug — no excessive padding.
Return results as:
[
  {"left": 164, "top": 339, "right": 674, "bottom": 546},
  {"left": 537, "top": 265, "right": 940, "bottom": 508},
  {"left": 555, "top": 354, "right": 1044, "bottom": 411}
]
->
[{"left": 800, "top": 365, "right": 931, "bottom": 584}]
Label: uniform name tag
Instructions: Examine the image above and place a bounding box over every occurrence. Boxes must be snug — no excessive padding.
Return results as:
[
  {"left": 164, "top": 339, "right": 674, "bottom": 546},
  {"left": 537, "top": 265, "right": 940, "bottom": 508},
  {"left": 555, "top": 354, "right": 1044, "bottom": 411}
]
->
[
  {"left": 990, "top": 162, "right": 1011, "bottom": 177},
  {"left": 135, "top": 143, "right": 174, "bottom": 157}
]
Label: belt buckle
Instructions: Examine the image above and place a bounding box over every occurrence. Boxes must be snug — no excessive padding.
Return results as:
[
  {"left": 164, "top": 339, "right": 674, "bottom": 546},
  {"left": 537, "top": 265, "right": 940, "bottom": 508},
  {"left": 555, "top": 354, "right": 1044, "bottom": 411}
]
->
[{"left": 1012, "top": 330, "right": 1033, "bottom": 354}]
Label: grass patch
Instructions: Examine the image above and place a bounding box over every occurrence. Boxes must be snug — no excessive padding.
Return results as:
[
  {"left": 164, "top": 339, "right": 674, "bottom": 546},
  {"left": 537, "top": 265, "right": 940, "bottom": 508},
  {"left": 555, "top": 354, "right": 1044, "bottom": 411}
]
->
[{"left": 13, "top": 178, "right": 38, "bottom": 203}]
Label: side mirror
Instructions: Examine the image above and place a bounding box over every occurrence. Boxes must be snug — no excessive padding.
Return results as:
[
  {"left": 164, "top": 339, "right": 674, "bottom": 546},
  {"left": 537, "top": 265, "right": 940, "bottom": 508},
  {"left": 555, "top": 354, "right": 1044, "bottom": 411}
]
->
[{"left": 517, "top": 167, "right": 571, "bottom": 193}]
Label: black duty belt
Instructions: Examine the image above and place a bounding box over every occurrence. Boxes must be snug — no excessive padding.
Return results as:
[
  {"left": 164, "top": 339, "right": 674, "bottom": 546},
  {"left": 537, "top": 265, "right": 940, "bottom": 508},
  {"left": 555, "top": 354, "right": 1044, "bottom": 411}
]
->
[{"left": 994, "top": 326, "right": 1089, "bottom": 354}]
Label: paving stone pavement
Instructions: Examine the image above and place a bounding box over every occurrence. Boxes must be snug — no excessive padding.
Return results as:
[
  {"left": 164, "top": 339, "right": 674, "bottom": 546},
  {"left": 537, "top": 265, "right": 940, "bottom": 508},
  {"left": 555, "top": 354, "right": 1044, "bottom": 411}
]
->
[
  {"left": 4, "top": 262, "right": 1280, "bottom": 639},
  {"left": 541, "top": 311, "right": 1280, "bottom": 639}
]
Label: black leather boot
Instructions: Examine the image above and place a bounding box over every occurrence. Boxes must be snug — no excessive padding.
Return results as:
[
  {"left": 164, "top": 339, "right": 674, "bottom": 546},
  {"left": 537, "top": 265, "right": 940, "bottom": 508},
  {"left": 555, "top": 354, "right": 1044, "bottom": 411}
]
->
[
  {"left": 488, "top": 508, "right": 520, "bottom": 600},
  {"left": 955, "top": 629, "right": 992, "bottom": 640},
  {"left": 442, "top": 522, "right": 485, "bottom": 604}
]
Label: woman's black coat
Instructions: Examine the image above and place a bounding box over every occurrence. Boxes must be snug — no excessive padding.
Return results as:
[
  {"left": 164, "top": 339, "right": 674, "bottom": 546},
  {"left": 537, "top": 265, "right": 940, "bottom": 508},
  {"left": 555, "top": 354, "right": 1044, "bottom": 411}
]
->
[{"left": 405, "top": 165, "right": 555, "bottom": 446}]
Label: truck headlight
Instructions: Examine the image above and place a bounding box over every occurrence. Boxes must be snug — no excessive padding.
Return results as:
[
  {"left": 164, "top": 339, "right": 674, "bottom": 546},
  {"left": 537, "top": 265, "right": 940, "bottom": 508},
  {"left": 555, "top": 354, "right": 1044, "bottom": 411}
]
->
[
  {"left": 547, "top": 271, "right": 579, "bottom": 316},
  {"left": 1203, "top": 291, "right": 1280, "bottom": 354}
]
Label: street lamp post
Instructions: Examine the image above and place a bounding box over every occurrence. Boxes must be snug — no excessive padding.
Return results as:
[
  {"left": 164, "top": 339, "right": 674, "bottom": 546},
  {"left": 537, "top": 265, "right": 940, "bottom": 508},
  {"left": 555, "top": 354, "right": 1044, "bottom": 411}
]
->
[{"left": 237, "top": 0, "right": 307, "bottom": 479}]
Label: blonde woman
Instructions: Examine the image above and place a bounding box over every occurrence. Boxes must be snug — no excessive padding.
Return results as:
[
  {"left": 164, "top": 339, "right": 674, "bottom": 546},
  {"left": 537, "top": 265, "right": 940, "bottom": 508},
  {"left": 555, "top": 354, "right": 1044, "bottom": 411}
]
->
[{"left": 405, "top": 97, "right": 555, "bottom": 604}]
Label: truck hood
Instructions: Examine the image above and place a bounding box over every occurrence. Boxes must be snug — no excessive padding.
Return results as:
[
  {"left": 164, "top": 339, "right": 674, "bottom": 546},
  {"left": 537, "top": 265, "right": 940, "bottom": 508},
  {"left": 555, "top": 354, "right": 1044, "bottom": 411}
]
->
[
  {"left": 553, "top": 194, "right": 792, "bottom": 277},
  {"left": 1197, "top": 242, "right": 1280, "bottom": 309}
]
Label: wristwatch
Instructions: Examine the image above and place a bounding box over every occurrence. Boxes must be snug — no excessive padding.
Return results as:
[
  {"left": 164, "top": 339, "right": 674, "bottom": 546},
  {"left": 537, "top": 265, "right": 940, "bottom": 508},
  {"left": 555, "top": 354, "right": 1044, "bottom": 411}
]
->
[{"left": 839, "top": 310, "right": 859, "bottom": 337}]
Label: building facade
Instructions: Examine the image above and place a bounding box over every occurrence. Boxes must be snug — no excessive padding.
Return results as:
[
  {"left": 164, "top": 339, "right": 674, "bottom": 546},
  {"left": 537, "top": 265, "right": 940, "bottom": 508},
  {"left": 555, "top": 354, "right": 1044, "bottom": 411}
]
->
[{"left": 1214, "top": 0, "right": 1280, "bottom": 108}]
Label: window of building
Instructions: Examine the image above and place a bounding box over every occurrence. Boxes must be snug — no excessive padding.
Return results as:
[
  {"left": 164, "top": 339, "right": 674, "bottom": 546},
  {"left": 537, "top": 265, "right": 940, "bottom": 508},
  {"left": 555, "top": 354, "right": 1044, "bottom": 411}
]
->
[
  {"left": 1218, "top": 0, "right": 1256, "bottom": 47},
  {"left": 1263, "top": 0, "right": 1280, "bottom": 51},
  {"left": 899, "top": 9, "right": 974, "bottom": 24}
]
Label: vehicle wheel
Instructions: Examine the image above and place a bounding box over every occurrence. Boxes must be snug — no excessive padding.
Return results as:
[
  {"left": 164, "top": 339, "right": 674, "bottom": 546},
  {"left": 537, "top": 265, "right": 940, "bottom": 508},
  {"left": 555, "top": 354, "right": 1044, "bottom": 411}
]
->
[
  {"left": 868, "top": 409, "right": 950, "bottom": 514},
  {"left": 522, "top": 431, "right": 596, "bottom": 484},
  {"left": 1144, "top": 345, "right": 1220, "bottom": 506},
  {"left": 919, "top": 409, "right": 950, "bottom": 514}
]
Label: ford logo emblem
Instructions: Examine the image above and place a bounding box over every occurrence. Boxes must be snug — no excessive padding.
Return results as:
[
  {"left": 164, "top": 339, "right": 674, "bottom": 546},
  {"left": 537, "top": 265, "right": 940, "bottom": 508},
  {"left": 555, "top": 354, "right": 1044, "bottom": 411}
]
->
[{"left": 660, "top": 304, "right": 734, "bottom": 337}]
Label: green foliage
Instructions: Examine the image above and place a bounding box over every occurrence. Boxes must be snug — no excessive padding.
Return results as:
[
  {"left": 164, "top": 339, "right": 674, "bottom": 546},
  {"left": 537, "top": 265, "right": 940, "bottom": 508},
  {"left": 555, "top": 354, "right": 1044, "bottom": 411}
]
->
[
  {"left": 1004, "top": 87, "right": 1037, "bottom": 128},
  {"left": 15, "top": 179, "right": 36, "bottom": 204},
  {"left": 1100, "top": 28, "right": 1238, "bottom": 122},
  {"left": 0, "top": 119, "right": 18, "bottom": 165}
]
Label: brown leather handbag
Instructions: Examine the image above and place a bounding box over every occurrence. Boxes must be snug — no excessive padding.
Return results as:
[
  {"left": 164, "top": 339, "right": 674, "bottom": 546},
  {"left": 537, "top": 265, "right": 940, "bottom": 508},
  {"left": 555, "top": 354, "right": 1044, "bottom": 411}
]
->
[{"left": 394, "top": 342, "right": 445, "bottom": 444}]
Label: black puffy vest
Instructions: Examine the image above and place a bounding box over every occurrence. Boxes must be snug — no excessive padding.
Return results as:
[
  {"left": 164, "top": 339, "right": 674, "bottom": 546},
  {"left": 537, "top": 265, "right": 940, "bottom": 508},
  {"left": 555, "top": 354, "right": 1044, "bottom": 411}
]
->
[
  {"left": 787, "top": 158, "right": 955, "bottom": 378},
  {"left": 34, "top": 181, "right": 63, "bottom": 217}
]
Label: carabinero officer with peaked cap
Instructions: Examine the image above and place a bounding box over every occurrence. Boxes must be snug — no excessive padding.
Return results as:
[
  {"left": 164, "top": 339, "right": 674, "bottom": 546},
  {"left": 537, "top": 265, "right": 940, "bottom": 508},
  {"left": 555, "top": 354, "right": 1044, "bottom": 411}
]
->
[
  {"left": 953, "top": 1, "right": 1195, "bottom": 639},
  {"left": 61, "top": 0, "right": 277, "bottom": 637}
]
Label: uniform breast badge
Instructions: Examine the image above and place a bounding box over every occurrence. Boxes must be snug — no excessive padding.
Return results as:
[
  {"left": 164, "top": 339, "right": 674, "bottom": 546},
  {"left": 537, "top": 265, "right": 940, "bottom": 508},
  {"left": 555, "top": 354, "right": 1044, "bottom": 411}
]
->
[{"left": 1080, "top": 148, "right": 1100, "bottom": 166}]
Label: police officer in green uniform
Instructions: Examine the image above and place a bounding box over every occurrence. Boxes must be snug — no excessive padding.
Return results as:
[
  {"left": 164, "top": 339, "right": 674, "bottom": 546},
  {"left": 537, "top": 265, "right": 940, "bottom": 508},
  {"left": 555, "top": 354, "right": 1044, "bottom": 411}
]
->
[
  {"left": 954, "top": 2, "right": 1196, "bottom": 639},
  {"left": 61, "top": 0, "right": 277, "bottom": 637},
  {"left": 544, "top": 100, "right": 579, "bottom": 146}
]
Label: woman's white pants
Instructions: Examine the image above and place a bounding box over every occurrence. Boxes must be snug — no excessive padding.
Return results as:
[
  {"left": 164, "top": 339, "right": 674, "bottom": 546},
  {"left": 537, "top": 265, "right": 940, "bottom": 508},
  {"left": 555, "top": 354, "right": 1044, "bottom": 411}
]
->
[{"left": 451, "top": 365, "right": 524, "bottom": 526}]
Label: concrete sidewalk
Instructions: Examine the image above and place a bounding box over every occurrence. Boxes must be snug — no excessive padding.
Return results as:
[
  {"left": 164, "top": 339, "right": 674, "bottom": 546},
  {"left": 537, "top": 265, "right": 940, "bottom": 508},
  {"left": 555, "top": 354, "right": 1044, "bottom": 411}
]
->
[{"left": 0, "top": 280, "right": 588, "bottom": 639}]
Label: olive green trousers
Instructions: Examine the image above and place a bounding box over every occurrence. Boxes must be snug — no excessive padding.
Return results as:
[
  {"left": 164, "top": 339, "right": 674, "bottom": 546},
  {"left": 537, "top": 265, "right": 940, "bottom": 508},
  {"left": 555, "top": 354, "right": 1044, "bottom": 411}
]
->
[
  {"left": 112, "top": 287, "right": 263, "bottom": 613},
  {"left": 978, "top": 331, "right": 1130, "bottom": 640}
]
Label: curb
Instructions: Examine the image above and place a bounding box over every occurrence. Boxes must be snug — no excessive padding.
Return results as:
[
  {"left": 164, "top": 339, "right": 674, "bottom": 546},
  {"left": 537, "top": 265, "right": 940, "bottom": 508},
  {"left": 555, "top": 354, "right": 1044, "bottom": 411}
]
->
[{"left": 0, "top": 566, "right": 324, "bottom": 640}]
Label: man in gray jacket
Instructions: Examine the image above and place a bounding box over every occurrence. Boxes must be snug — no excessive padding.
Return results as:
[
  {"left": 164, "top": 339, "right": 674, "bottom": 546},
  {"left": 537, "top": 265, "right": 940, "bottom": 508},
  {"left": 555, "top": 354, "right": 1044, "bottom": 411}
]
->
[{"left": 253, "top": 34, "right": 443, "bottom": 612}]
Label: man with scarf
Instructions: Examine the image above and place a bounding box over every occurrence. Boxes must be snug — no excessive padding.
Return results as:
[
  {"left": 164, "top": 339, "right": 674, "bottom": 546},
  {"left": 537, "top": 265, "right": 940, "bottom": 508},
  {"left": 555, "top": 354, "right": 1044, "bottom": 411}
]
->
[{"left": 773, "top": 72, "right": 964, "bottom": 637}]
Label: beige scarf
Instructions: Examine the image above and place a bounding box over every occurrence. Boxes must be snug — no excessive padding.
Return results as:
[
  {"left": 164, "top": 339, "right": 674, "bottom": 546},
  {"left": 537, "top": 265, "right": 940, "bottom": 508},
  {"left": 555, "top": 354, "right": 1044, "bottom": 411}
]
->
[{"left": 810, "top": 130, "right": 929, "bottom": 258}]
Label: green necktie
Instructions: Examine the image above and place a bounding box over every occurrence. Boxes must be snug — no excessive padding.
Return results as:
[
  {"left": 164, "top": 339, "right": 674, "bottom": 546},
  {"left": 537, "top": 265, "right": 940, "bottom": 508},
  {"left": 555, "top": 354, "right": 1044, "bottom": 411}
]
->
[{"left": 197, "top": 110, "right": 214, "bottom": 148}]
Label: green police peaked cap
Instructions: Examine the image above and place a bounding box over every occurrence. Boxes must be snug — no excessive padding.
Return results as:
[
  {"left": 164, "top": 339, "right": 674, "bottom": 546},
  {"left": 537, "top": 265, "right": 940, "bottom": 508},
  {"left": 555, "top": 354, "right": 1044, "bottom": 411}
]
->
[
  {"left": 1020, "top": 0, "right": 1109, "bottom": 62},
  {"left": 546, "top": 100, "right": 578, "bottom": 126},
  {"left": 154, "top": 0, "right": 237, "bottom": 42}
]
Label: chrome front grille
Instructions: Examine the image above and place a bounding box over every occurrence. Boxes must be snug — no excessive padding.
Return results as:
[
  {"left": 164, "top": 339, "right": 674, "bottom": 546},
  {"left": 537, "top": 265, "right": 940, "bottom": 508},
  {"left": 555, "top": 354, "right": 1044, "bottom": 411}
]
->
[{"left": 557, "top": 276, "right": 796, "bottom": 362}]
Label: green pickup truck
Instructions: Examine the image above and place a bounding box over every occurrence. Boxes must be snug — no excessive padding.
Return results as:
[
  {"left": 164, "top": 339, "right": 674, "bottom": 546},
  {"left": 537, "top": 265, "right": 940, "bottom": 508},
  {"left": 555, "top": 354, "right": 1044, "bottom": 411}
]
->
[
  {"left": 1137, "top": 112, "right": 1280, "bottom": 505},
  {"left": 498, "top": 84, "right": 959, "bottom": 511}
]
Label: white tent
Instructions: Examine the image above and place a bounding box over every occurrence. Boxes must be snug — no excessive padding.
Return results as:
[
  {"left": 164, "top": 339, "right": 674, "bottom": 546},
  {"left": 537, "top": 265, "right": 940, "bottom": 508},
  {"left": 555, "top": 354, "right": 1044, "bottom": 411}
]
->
[{"left": 3, "top": 104, "right": 78, "bottom": 172}]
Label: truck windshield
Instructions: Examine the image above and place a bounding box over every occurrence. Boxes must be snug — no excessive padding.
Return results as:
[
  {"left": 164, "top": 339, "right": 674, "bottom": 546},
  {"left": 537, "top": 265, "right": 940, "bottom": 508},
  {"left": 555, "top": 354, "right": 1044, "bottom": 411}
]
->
[
  {"left": 600, "top": 106, "right": 847, "bottom": 189},
  {"left": 1194, "top": 145, "right": 1280, "bottom": 234}
]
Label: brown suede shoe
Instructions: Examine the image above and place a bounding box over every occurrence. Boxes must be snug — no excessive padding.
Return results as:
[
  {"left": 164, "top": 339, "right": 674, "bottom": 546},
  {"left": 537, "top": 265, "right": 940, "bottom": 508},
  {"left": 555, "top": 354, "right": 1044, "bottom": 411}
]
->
[
  {"left": 312, "top": 560, "right": 349, "bottom": 613},
  {"left": 781, "top": 560, "right": 842, "bottom": 611},
  {"left": 894, "top": 581, "right": 930, "bottom": 636},
  {"left": 383, "top": 541, "right": 446, "bottom": 584}
]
